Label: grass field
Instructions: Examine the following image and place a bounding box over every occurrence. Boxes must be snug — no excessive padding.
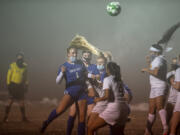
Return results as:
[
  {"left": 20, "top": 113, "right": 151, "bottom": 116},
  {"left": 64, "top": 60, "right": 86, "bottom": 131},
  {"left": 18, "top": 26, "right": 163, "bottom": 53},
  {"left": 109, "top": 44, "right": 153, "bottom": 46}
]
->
[{"left": 0, "top": 101, "right": 169, "bottom": 135}]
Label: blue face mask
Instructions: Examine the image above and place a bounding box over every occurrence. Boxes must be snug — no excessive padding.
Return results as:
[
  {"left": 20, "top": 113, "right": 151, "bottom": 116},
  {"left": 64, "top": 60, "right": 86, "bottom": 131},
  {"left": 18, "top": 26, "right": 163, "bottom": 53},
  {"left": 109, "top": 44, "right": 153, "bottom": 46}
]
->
[
  {"left": 70, "top": 56, "right": 76, "bottom": 63},
  {"left": 150, "top": 54, "right": 157, "bottom": 62},
  {"left": 97, "top": 65, "right": 104, "bottom": 70}
]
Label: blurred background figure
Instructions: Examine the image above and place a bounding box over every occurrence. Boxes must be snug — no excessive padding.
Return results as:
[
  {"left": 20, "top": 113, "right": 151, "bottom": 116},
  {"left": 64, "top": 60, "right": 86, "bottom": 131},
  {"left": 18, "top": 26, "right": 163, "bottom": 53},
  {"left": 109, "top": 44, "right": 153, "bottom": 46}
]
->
[
  {"left": 169, "top": 54, "right": 180, "bottom": 135},
  {"left": 141, "top": 44, "right": 168, "bottom": 135},
  {"left": 166, "top": 57, "right": 179, "bottom": 125},
  {"left": 3, "top": 52, "right": 29, "bottom": 122}
]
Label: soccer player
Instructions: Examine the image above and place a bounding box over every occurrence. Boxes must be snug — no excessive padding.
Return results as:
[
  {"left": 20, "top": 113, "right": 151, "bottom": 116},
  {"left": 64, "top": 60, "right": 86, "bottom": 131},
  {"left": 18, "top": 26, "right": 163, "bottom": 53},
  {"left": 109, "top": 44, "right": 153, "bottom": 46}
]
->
[
  {"left": 87, "top": 62, "right": 129, "bottom": 135},
  {"left": 3, "top": 52, "right": 29, "bottom": 122},
  {"left": 66, "top": 50, "right": 100, "bottom": 135},
  {"left": 169, "top": 54, "right": 180, "bottom": 135},
  {"left": 88, "top": 56, "right": 107, "bottom": 129},
  {"left": 40, "top": 47, "right": 89, "bottom": 135},
  {"left": 166, "top": 57, "right": 179, "bottom": 125},
  {"left": 141, "top": 44, "right": 168, "bottom": 135}
]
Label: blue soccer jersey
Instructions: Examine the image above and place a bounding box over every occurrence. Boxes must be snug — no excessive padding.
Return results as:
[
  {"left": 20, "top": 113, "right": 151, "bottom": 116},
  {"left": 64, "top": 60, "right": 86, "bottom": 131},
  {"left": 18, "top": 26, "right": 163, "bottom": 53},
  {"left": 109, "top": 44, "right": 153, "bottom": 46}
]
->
[
  {"left": 57, "top": 61, "right": 87, "bottom": 100},
  {"left": 99, "top": 69, "right": 106, "bottom": 83},
  {"left": 87, "top": 64, "right": 99, "bottom": 75}
]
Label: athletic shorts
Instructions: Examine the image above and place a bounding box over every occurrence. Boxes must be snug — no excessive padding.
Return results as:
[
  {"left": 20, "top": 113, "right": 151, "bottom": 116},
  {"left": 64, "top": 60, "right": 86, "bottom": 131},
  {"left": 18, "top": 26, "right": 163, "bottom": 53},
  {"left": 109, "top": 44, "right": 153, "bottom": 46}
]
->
[
  {"left": 86, "top": 96, "right": 94, "bottom": 105},
  {"left": 92, "top": 101, "right": 108, "bottom": 114},
  {"left": 64, "top": 85, "right": 87, "bottom": 101},
  {"left": 99, "top": 102, "right": 129, "bottom": 126},
  {"left": 149, "top": 86, "right": 167, "bottom": 99},
  {"left": 8, "top": 82, "right": 26, "bottom": 100},
  {"left": 174, "top": 93, "right": 180, "bottom": 112}
]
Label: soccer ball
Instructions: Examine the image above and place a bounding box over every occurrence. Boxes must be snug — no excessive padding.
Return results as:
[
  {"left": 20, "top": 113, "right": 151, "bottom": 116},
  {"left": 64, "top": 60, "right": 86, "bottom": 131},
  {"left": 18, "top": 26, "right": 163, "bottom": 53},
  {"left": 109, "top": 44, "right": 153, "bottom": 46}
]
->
[{"left": 107, "top": 2, "right": 121, "bottom": 16}]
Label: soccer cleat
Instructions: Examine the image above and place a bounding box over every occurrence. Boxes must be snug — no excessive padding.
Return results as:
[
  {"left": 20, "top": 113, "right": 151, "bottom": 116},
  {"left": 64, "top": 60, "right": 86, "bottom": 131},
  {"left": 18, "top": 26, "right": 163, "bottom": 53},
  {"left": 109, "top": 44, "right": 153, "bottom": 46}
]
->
[
  {"left": 40, "top": 120, "right": 48, "bottom": 133},
  {"left": 162, "top": 128, "right": 168, "bottom": 135}
]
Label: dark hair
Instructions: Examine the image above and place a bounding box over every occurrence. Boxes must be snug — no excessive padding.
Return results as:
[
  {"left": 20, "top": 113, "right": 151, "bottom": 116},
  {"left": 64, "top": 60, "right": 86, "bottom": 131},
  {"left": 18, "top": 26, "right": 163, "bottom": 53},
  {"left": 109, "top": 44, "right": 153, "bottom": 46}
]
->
[
  {"left": 82, "top": 50, "right": 92, "bottom": 55},
  {"left": 107, "top": 62, "right": 124, "bottom": 96},
  {"left": 67, "top": 46, "right": 77, "bottom": 53},
  {"left": 152, "top": 44, "right": 163, "bottom": 54}
]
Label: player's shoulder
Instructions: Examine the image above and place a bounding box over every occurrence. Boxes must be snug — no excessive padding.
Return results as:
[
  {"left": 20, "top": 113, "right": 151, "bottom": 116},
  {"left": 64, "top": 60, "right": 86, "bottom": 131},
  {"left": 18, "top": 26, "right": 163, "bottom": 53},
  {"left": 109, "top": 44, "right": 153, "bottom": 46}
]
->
[
  {"left": 104, "top": 75, "right": 113, "bottom": 82},
  {"left": 90, "top": 64, "right": 97, "bottom": 68},
  {"left": 176, "top": 67, "right": 180, "bottom": 73}
]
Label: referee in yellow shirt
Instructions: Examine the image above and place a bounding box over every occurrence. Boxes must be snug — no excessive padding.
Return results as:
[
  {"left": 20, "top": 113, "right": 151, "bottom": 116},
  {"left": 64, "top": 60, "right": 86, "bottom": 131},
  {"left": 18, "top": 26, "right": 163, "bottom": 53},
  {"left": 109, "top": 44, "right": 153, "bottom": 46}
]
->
[{"left": 3, "top": 52, "right": 29, "bottom": 122}]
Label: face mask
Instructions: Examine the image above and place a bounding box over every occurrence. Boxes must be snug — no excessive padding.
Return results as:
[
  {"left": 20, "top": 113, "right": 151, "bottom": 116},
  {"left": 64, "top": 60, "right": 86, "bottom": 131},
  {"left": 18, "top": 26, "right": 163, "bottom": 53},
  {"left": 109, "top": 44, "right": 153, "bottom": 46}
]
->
[
  {"left": 150, "top": 54, "right": 157, "bottom": 62},
  {"left": 82, "top": 57, "right": 91, "bottom": 63},
  {"left": 70, "top": 56, "right": 76, "bottom": 63},
  {"left": 97, "top": 65, "right": 104, "bottom": 70},
  {"left": 16, "top": 59, "right": 24, "bottom": 67}
]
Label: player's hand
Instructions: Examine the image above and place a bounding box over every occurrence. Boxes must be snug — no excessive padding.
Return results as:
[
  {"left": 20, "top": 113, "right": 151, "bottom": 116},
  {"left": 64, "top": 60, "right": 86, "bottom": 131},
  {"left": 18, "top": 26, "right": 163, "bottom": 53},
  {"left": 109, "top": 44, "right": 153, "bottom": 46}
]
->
[
  {"left": 95, "top": 75, "right": 100, "bottom": 80},
  {"left": 141, "top": 68, "right": 148, "bottom": 73},
  {"left": 91, "top": 74, "right": 96, "bottom": 80},
  {"left": 94, "top": 97, "right": 100, "bottom": 103},
  {"left": 146, "top": 55, "right": 151, "bottom": 64},
  {"left": 61, "top": 66, "right": 66, "bottom": 73}
]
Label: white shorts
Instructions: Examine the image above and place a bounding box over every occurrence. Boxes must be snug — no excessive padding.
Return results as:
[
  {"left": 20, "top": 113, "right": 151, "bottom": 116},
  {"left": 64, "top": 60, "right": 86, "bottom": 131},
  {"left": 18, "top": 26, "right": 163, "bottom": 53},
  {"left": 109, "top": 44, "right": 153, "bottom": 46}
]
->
[
  {"left": 92, "top": 101, "right": 108, "bottom": 114},
  {"left": 174, "top": 93, "right": 180, "bottom": 112},
  {"left": 149, "top": 86, "right": 167, "bottom": 99},
  {"left": 99, "top": 102, "right": 129, "bottom": 126}
]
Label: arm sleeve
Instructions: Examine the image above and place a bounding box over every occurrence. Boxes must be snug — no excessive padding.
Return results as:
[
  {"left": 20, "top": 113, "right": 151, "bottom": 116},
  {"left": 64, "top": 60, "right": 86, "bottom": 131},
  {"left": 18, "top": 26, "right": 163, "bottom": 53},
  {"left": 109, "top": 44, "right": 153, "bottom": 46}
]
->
[
  {"left": 103, "top": 77, "right": 111, "bottom": 91},
  {"left": 93, "top": 66, "right": 100, "bottom": 75},
  {"left": 7, "top": 64, "right": 12, "bottom": 85},
  {"left": 175, "top": 68, "right": 180, "bottom": 82},
  {"left": 56, "top": 65, "right": 64, "bottom": 84}
]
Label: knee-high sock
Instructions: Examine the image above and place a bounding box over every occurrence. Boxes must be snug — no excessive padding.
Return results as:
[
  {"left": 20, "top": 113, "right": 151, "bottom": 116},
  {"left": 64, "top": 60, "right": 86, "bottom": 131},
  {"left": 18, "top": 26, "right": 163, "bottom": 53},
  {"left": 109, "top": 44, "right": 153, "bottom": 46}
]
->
[
  {"left": 66, "top": 116, "right": 76, "bottom": 135},
  {"left": 159, "top": 109, "right": 168, "bottom": 130},
  {"left": 78, "top": 122, "right": 85, "bottom": 135},
  {"left": 46, "top": 109, "right": 59, "bottom": 124}
]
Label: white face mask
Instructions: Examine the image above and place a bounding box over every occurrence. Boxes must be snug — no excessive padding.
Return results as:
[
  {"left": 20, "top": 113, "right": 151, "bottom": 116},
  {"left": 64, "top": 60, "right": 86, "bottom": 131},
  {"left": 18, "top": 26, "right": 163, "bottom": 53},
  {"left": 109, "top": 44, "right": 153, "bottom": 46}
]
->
[
  {"left": 97, "top": 65, "right": 104, "bottom": 70},
  {"left": 70, "top": 56, "right": 76, "bottom": 63}
]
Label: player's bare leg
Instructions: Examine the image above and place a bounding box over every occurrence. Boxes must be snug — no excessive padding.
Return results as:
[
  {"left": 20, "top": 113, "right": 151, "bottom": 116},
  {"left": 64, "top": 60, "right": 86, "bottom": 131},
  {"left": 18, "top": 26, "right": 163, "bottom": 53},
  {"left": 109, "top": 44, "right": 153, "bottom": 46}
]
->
[
  {"left": 66, "top": 103, "right": 77, "bottom": 135},
  {"left": 144, "top": 98, "right": 156, "bottom": 135},
  {"left": 76, "top": 99, "right": 87, "bottom": 135},
  {"left": 40, "top": 94, "right": 74, "bottom": 133},
  {"left": 87, "top": 116, "right": 106, "bottom": 135},
  {"left": 87, "top": 104, "right": 95, "bottom": 119},
  {"left": 170, "top": 112, "right": 180, "bottom": 135},
  {"left": 88, "top": 113, "right": 99, "bottom": 135}
]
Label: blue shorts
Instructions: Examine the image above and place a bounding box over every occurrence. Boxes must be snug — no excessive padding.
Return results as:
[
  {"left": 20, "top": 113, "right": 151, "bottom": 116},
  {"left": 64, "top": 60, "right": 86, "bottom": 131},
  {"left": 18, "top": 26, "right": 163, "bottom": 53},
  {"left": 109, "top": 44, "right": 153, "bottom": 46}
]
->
[
  {"left": 64, "top": 85, "right": 87, "bottom": 101},
  {"left": 86, "top": 96, "right": 94, "bottom": 105}
]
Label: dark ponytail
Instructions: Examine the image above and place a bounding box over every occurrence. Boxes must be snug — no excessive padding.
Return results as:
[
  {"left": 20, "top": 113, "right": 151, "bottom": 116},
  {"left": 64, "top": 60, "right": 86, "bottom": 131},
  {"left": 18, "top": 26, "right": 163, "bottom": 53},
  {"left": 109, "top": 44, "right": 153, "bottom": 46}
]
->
[{"left": 107, "top": 62, "right": 124, "bottom": 97}]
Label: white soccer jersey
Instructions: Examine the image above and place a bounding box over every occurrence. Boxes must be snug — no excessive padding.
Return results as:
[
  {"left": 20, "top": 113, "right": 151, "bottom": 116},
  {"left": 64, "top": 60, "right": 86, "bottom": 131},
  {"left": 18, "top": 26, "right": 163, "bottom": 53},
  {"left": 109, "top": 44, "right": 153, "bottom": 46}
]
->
[
  {"left": 99, "top": 75, "right": 129, "bottom": 125},
  {"left": 174, "top": 68, "right": 180, "bottom": 112},
  {"left": 167, "top": 71, "right": 178, "bottom": 105},
  {"left": 103, "top": 75, "right": 125, "bottom": 103},
  {"left": 149, "top": 55, "right": 167, "bottom": 98},
  {"left": 150, "top": 55, "right": 167, "bottom": 87}
]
